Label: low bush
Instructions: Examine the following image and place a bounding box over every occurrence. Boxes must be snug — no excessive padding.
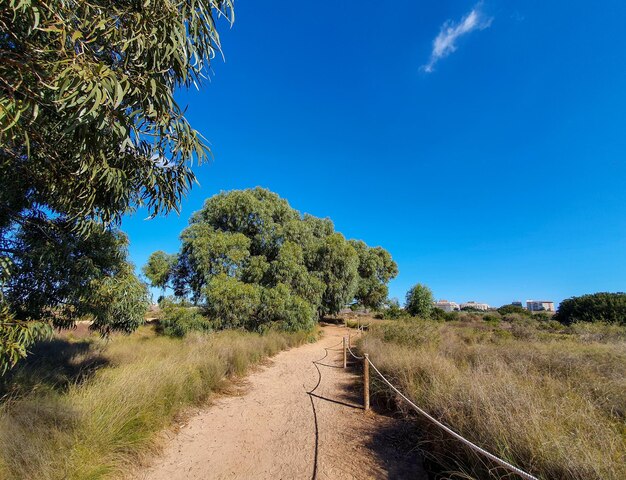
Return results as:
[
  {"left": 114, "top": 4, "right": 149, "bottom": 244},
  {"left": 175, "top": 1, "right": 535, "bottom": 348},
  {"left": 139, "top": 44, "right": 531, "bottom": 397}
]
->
[
  {"left": 158, "top": 298, "right": 212, "bottom": 337},
  {"left": 382, "top": 304, "right": 408, "bottom": 320},
  {"left": 497, "top": 304, "right": 532, "bottom": 317},
  {"left": 501, "top": 312, "right": 528, "bottom": 323},
  {"left": 431, "top": 308, "right": 458, "bottom": 322},
  {"left": 455, "top": 311, "right": 483, "bottom": 323},
  {"left": 533, "top": 311, "right": 553, "bottom": 322},
  {"left": 565, "top": 321, "right": 626, "bottom": 342},
  {"left": 482, "top": 313, "right": 500, "bottom": 324}
]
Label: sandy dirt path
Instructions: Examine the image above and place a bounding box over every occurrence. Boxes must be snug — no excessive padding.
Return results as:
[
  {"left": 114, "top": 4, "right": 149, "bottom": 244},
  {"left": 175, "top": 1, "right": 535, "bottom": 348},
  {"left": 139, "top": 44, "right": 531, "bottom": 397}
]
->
[{"left": 140, "top": 324, "right": 427, "bottom": 480}]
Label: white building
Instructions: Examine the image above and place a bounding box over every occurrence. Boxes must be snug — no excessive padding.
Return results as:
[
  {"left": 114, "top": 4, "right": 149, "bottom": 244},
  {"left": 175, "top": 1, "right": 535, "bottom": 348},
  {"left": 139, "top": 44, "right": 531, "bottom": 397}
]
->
[
  {"left": 526, "top": 300, "right": 555, "bottom": 312},
  {"left": 460, "top": 301, "right": 490, "bottom": 311},
  {"left": 434, "top": 300, "right": 460, "bottom": 312}
]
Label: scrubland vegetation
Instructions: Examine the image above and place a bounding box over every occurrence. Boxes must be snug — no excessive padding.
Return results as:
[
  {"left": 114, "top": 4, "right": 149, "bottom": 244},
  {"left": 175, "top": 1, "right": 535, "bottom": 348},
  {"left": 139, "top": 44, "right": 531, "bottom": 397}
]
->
[
  {"left": 0, "top": 325, "right": 314, "bottom": 480},
  {"left": 2, "top": 6, "right": 623, "bottom": 478},
  {"left": 358, "top": 314, "right": 626, "bottom": 480}
]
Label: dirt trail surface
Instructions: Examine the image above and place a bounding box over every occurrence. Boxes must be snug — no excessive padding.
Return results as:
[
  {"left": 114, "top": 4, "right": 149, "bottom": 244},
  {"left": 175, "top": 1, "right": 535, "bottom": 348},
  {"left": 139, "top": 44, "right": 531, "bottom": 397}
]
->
[{"left": 141, "top": 324, "right": 427, "bottom": 480}]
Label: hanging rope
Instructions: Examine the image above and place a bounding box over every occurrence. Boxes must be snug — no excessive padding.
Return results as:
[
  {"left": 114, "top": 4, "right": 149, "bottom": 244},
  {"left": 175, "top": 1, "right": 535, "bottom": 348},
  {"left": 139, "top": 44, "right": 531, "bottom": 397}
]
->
[{"left": 364, "top": 356, "right": 539, "bottom": 480}]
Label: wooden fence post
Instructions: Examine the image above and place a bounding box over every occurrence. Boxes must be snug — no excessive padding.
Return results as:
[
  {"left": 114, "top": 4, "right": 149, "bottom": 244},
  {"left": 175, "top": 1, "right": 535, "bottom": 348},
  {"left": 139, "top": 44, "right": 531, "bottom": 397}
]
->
[
  {"left": 342, "top": 336, "right": 347, "bottom": 368},
  {"left": 363, "top": 353, "right": 370, "bottom": 411},
  {"left": 348, "top": 331, "right": 351, "bottom": 348}
]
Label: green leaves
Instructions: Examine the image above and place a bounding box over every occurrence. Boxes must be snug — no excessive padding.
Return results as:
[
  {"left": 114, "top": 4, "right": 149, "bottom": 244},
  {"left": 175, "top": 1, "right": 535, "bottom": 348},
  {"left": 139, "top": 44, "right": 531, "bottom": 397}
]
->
[
  {"left": 143, "top": 251, "right": 178, "bottom": 291},
  {"left": 144, "top": 188, "right": 397, "bottom": 330},
  {"left": 405, "top": 284, "right": 434, "bottom": 318},
  {"left": 3, "top": 218, "right": 148, "bottom": 341},
  {"left": 0, "top": 314, "right": 53, "bottom": 375},
  {"left": 204, "top": 275, "right": 262, "bottom": 330},
  {"left": 1, "top": 0, "right": 234, "bottom": 224},
  {"left": 1, "top": 0, "right": 236, "bottom": 371},
  {"left": 555, "top": 292, "right": 626, "bottom": 325},
  {"left": 308, "top": 233, "right": 359, "bottom": 316},
  {"left": 350, "top": 240, "right": 398, "bottom": 309}
]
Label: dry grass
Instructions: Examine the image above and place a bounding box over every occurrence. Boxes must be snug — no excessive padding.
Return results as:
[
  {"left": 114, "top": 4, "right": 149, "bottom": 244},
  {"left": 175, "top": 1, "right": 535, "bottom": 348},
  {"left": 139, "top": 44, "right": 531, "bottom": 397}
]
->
[
  {"left": 0, "top": 326, "right": 315, "bottom": 480},
  {"left": 358, "top": 318, "right": 626, "bottom": 480}
]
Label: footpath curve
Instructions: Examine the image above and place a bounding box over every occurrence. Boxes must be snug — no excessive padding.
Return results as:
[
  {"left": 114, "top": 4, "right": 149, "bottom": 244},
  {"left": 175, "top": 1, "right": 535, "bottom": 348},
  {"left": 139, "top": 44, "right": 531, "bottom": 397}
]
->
[{"left": 140, "top": 324, "right": 426, "bottom": 480}]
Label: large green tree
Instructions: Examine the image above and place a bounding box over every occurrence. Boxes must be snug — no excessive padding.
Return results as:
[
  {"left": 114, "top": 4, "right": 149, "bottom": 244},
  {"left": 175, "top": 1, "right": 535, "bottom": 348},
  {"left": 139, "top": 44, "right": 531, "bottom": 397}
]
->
[
  {"left": 1, "top": 1, "right": 233, "bottom": 371},
  {"left": 145, "top": 188, "right": 397, "bottom": 330}
]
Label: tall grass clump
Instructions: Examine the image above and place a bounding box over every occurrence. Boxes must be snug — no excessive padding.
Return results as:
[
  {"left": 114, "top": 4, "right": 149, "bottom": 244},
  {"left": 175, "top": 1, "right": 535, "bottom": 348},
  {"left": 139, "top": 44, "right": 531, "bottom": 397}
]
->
[
  {"left": 358, "top": 318, "right": 626, "bottom": 480},
  {"left": 0, "top": 326, "right": 315, "bottom": 480}
]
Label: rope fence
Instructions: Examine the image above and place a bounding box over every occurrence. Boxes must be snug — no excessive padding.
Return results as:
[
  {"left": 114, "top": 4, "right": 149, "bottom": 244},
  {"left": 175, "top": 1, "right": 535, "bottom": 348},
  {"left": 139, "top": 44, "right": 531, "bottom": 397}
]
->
[{"left": 341, "top": 329, "right": 539, "bottom": 480}]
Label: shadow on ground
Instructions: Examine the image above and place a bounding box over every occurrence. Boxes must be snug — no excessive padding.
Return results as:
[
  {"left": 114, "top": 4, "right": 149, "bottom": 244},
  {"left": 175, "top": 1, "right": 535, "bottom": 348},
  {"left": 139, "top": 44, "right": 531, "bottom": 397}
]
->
[
  {"left": 308, "top": 338, "right": 428, "bottom": 480},
  {"left": 345, "top": 355, "right": 428, "bottom": 480},
  {"left": 1, "top": 337, "right": 109, "bottom": 398}
]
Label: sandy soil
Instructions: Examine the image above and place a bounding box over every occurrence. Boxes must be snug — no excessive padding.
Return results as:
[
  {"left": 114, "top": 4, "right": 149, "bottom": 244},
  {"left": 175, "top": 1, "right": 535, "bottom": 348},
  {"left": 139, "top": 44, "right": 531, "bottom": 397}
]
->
[{"left": 140, "top": 324, "right": 427, "bottom": 480}]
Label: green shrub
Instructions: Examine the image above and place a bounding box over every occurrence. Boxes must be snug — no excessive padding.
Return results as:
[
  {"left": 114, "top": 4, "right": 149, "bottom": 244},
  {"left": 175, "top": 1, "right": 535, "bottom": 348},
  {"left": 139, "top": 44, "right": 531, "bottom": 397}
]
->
[
  {"left": 431, "top": 308, "right": 459, "bottom": 322},
  {"left": 533, "top": 312, "right": 552, "bottom": 322},
  {"left": 460, "top": 306, "right": 483, "bottom": 312},
  {"left": 382, "top": 302, "right": 407, "bottom": 320},
  {"left": 482, "top": 314, "right": 501, "bottom": 325},
  {"left": 258, "top": 284, "right": 315, "bottom": 332},
  {"left": 158, "top": 299, "right": 212, "bottom": 337},
  {"left": 497, "top": 304, "right": 532, "bottom": 317},
  {"left": 555, "top": 292, "right": 626, "bottom": 325},
  {"left": 537, "top": 320, "right": 565, "bottom": 332},
  {"left": 202, "top": 276, "right": 316, "bottom": 333},
  {"left": 510, "top": 320, "right": 538, "bottom": 340},
  {"left": 492, "top": 328, "right": 513, "bottom": 340},
  {"left": 376, "top": 319, "right": 441, "bottom": 347},
  {"left": 502, "top": 312, "right": 529, "bottom": 323},
  {"left": 456, "top": 311, "right": 483, "bottom": 323},
  {"left": 565, "top": 321, "right": 626, "bottom": 342}
]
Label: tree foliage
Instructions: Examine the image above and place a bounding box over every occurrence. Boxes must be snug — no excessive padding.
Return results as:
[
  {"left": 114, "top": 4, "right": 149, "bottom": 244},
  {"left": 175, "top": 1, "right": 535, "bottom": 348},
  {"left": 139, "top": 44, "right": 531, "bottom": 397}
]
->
[
  {"left": 1, "top": 0, "right": 233, "bottom": 226},
  {"left": 349, "top": 240, "right": 398, "bottom": 309},
  {"left": 0, "top": 1, "right": 232, "bottom": 371},
  {"left": 144, "top": 188, "right": 397, "bottom": 331},
  {"left": 405, "top": 283, "right": 434, "bottom": 318},
  {"left": 1, "top": 221, "right": 149, "bottom": 370},
  {"left": 142, "top": 251, "right": 178, "bottom": 291},
  {"left": 310, "top": 233, "right": 359, "bottom": 317},
  {"left": 554, "top": 292, "right": 626, "bottom": 325},
  {"left": 4, "top": 221, "right": 148, "bottom": 330}
]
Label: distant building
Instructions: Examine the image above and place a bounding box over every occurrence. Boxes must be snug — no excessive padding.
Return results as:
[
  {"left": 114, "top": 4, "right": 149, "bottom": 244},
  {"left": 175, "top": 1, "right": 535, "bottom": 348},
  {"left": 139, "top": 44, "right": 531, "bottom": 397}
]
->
[
  {"left": 460, "top": 301, "right": 490, "bottom": 311},
  {"left": 526, "top": 300, "right": 555, "bottom": 312},
  {"left": 434, "top": 300, "right": 460, "bottom": 312},
  {"left": 512, "top": 301, "right": 523, "bottom": 307}
]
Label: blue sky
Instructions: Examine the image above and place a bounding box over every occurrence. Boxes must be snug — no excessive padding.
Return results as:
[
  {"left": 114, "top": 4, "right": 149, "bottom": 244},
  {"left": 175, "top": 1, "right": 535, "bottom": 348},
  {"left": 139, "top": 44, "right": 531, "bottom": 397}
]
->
[{"left": 122, "top": 0, "right": 626, "bottom": 307}]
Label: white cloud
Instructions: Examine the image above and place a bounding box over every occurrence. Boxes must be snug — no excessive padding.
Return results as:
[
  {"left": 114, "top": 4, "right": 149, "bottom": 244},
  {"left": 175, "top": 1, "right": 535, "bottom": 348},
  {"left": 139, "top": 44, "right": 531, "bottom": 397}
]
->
[{"left": 422, "top": 5, "right": 493, "bottom": 73}]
